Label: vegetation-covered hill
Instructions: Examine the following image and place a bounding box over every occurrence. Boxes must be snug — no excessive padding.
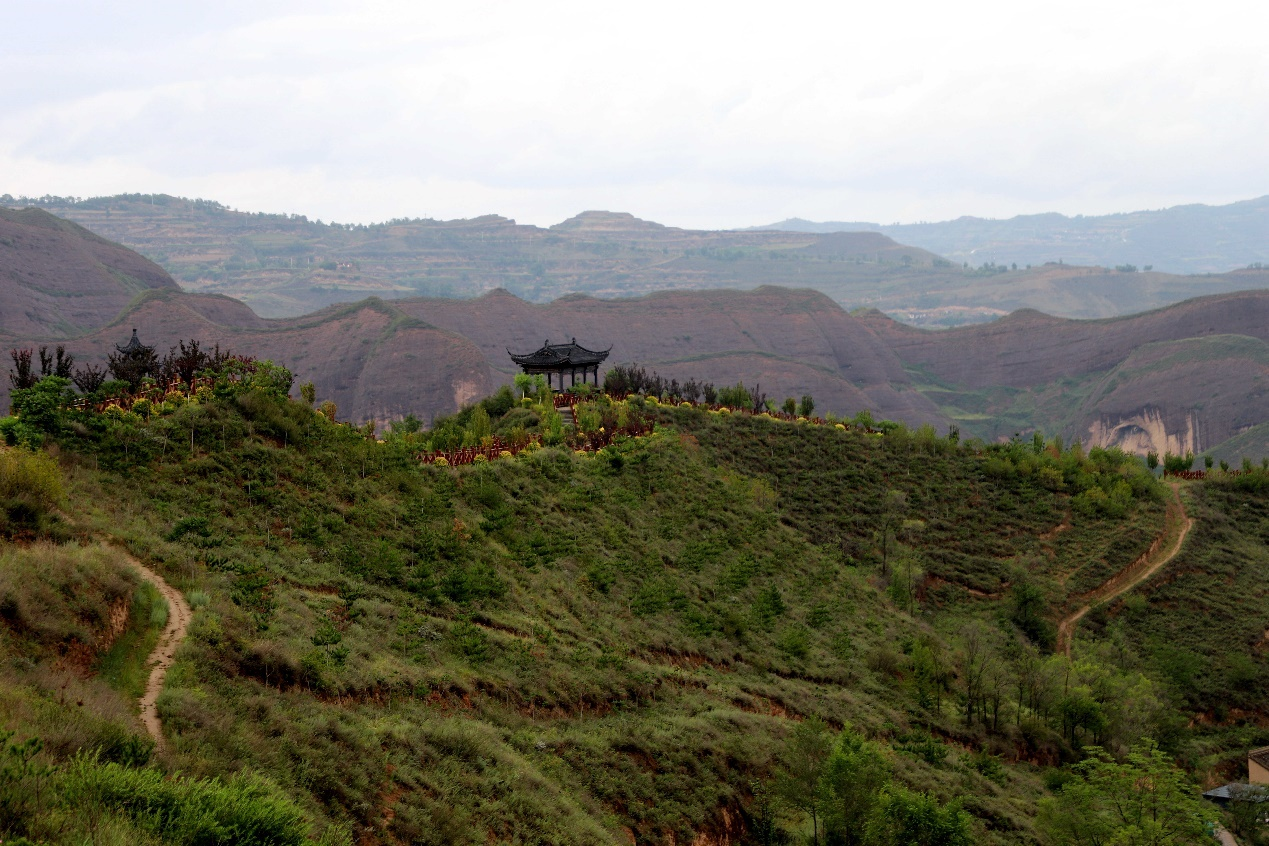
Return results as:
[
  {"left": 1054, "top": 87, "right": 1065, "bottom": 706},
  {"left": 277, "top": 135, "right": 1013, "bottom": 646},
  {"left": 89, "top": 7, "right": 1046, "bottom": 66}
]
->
[
  {"left": 8, "top": 194, "right": 1269, "bottom": 325},
  {"left": 756, "top": 194, "right": 1269, "bottom": 276},
  {"left": 4, "top": 349, "right": 1268, "bottom": 844}
]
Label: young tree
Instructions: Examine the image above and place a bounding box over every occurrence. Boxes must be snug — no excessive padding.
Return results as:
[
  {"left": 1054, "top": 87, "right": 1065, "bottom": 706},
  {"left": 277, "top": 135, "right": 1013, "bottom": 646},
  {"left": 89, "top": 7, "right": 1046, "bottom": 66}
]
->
[
  {"left": 822, "top": 726, "right": 891, "bottom": 846},
  {"left": 512, "top": 373, "right": 531, "bottom": 401},
  {"left": 1037, "top": 739, "right": 1216, "bottom": 846},
  {"left": 72, "top": 364, "right": 107, "bottom": 395},
  {"left": 8, "top": 348, "right": 36, "bottom": 390},
  {"left": 162, "top": 339, "right": 212, "bottom": 387},
  {"left": 36, "top": 345, "right": 74, "bottom": 379},
  {"left": 875, "top": 490, "right": 908, "bottom": 578},
  {"left": 782, "top": 397, "right": 797, "bottom": 416},
  {"left": 960, "top": 622, "right": 998, "bottom": 727},
  {"left": 777, "top": 717, "right": 834, "bottom": 846},
  {"left": 863, "top": 787, "right": 973, "bottom": 846},
  {"left": 798, "top": 395, "right": 815, "bottom": 418}
]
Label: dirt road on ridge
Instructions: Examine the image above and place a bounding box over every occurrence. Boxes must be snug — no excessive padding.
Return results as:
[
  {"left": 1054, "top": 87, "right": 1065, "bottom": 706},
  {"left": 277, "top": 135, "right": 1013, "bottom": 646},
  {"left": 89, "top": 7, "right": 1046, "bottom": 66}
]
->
[{"left": 1055, "top": 483, "right": 1193, "bottom": 657}]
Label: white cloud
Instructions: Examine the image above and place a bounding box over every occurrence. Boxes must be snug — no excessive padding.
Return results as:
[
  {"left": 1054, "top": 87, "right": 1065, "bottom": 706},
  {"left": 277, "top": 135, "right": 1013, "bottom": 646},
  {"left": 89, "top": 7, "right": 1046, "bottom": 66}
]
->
[{"left": 2, "top": 0, "right": 1268, "bottom": 227}]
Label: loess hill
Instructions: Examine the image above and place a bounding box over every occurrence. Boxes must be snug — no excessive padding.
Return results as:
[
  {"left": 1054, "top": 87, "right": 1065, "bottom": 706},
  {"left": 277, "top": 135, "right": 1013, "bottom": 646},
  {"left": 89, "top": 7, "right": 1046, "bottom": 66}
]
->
[
  {"left": 7, "top": 202, "right": 1269, "bottom": 464},
  {"left": 9, "top": 194, "right": 1269, "bottom": 325},
  {"left": 0, "top": 207, "right": 178, "bottom": 339},
  {"left": 4, "top": 372, "right": 1269, "bottom": 844},
  {"left": 863, "top": 290, "right": 1269, "bottom": 459}
]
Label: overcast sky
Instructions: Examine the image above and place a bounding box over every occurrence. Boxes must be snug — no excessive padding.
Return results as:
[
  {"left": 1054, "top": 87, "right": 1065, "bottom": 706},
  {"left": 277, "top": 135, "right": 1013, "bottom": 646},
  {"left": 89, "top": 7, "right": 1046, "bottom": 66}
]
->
[{"left": 3, "top": 0, "right": 1268, "bottom": 229}]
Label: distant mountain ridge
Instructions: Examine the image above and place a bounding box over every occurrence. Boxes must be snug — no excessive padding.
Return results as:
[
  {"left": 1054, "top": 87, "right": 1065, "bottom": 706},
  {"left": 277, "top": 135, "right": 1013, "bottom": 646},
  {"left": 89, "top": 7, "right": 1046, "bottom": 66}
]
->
[
  {"left": 5, "top": 205, "right": 1269, "bottom": 460},
  {"left": 9, "top": 194, "right": 1269, "bottom": 327},
  {"left": 753, "top": 195, "right": 1269, "bottom": 275}
]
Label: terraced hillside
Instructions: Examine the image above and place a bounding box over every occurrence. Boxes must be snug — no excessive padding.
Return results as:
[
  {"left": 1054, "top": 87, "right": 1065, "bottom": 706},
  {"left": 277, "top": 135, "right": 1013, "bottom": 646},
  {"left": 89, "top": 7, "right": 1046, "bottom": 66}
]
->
[{"left": 12, "top": 194, "right": 1269, "bottom": 324}]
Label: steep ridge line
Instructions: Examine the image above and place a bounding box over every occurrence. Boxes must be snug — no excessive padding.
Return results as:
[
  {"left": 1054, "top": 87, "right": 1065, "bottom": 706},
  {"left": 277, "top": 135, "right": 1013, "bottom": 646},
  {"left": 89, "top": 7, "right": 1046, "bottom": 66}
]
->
[
  {"left": 1055, "top": 484, "right": 1193, "bottom": 657},
  {"left": 115, "top": 546, "right": 192, "bottom": 752}
]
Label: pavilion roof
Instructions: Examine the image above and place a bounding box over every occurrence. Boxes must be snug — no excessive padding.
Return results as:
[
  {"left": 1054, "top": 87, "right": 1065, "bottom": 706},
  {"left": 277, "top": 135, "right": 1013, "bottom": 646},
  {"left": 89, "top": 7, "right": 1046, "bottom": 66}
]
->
[
  {"left": 508, "top": 338, "right": 610, "bottom": 368},
  {"left": 116, "top": 328, "right": 145, "bottom": 355}
]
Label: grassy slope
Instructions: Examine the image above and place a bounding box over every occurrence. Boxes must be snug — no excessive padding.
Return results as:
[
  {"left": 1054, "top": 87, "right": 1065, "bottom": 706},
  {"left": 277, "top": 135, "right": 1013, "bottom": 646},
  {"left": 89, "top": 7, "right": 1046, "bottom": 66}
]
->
[
  {"left": 1078, "top": 477, "right": 1269, "bottom": 780},
  {"left": 9, "top": 391, "right": 1257, "bottom": 844}
]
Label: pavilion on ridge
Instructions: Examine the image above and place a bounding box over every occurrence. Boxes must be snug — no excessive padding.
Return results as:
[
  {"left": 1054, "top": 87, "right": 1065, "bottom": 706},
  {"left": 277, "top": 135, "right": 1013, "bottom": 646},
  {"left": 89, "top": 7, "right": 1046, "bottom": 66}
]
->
[{"left": 508, "top": 338, "right": 610, "bottom": 391}]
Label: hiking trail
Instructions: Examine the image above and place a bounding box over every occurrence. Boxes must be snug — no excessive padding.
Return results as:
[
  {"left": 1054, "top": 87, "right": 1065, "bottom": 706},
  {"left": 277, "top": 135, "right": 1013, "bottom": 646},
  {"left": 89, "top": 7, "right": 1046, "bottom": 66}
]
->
[
  {"left": 1055, "top": 483, "right": 1193, "bottom": 657},
  {"left": 120, "top": 548, "right": 192, "bottom": 752}
]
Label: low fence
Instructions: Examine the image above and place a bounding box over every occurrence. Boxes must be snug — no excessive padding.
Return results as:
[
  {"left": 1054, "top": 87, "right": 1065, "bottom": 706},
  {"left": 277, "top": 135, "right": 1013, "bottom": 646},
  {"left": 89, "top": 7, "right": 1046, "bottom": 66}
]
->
[{"left": 1164, "top": 469, "right": 1255, "bottom": 481}]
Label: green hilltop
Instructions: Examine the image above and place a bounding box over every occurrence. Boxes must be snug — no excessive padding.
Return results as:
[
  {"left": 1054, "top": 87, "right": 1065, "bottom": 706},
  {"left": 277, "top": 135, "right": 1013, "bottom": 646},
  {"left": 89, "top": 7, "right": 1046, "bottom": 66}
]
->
[{"left": 2, "top": 350, "right": 1268, "bottom": 844}]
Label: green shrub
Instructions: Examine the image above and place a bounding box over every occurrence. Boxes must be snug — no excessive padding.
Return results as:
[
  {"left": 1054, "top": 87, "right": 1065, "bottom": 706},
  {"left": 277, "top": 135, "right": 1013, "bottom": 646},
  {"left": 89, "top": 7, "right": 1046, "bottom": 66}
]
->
[{"left": 0, "top": 446, "right": 62, "bottom": 515}]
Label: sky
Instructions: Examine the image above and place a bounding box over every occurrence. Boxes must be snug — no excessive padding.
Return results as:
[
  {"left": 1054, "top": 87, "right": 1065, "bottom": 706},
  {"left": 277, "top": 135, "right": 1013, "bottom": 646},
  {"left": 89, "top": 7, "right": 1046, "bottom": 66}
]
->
[{"left": 3, "top": 0, "right": 1269, "bottom": 229}]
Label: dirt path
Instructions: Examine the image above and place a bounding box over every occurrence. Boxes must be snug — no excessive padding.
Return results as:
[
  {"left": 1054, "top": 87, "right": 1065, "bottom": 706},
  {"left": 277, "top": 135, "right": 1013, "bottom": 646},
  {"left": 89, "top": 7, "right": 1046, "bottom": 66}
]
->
[
  {"left": 122, "top": 550, "right": 193, "bottom": 752},
  {"left": 1055, "top": 484, "right": 1193, "bottom": 657}
]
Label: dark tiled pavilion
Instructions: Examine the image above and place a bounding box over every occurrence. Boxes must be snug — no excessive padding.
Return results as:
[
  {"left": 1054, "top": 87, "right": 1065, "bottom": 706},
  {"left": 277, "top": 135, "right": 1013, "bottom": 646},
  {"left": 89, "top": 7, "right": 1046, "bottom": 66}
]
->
[{"left": 508, "top": 338, "right": 610, "bottom": 391}]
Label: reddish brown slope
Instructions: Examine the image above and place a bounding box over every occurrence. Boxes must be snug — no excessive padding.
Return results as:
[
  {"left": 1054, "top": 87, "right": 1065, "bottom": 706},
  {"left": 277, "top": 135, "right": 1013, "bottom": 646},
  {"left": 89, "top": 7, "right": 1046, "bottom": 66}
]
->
[
  {"left": 862, "top": 291, "right": 1269, "bottom": 455},
  {"left": 2, "top": 292, "right": 493, "bottom": 426},
  {"left": 399, "top": 286, "right": 944, "bottom": 424},
  {"left": 0, "top": 208, "right": 178, "bottom": 338},
  {"left": 862, "top": 290, "right": 1269, "bottom": 389}
]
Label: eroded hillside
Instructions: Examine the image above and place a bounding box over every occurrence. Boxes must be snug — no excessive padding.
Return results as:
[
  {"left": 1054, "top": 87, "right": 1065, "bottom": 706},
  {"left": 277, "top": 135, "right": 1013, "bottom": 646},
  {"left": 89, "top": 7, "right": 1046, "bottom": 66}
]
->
[{"left": 863, "top": 291, "right": 1269, "bottom": 458}]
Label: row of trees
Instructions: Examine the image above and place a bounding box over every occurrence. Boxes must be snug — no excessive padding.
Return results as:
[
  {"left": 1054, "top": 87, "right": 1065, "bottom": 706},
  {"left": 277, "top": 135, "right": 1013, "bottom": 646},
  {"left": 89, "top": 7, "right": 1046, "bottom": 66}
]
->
[
  {"left": 4, "top": 338, "right": 295, "bottom": 451},
  {"left": 769, "top": 716, "right": 1215, "bottom": 845},
  {"left": 9, "top": 338, "right": 232, "bottom": 399},
  {"left": 600, "top": 364, "right": 818, "bottom": 417}
]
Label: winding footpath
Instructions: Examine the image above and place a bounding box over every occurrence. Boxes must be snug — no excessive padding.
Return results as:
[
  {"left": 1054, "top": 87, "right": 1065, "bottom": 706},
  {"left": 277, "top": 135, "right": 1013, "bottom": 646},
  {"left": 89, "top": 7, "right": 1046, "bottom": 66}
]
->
[
  {"left": 1055, "top": 483, "right": 1193, "bottom": 657},
  {"left": 120, "top": 548, "right": 193, "bottom": 752}
]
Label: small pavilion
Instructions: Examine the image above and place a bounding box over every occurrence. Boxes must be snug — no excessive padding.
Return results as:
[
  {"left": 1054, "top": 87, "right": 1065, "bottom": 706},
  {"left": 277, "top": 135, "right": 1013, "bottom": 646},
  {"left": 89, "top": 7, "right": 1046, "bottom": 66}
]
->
[{"left": 508, "top": 338, "right": 610, "bottom": 391}]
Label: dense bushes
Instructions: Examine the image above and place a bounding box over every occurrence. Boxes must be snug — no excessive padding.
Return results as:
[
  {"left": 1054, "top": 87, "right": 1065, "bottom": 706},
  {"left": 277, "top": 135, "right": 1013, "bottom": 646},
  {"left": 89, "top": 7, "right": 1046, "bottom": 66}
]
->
[
  {"left": 65, "top": 759, "right": 311, "bottom": 846},
  {"left": 0, "top": 734, "right": 314, "bottom": 846}
]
